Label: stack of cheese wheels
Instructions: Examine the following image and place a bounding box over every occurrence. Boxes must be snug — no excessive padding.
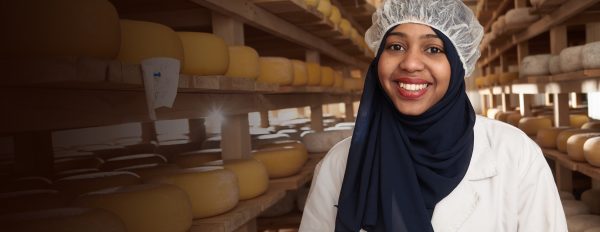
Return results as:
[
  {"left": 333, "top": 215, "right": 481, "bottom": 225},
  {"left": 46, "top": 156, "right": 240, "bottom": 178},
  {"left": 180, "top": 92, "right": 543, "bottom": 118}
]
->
[
  {"left": 583, "top": 41, "right": 600, "bottom": 69},
  {"left": 260, "top": 191, "right": 297, "bottom": 217},
  {"left": 333, "top": 70, "right": 344, "bottom": 88},
  {"left": 0, "top": 208, "right": 126, "bottom": 232},
  {"left": 496, "top": 111, "right": 519, "bottom": 123},
  {"left": 0, "top": 190, "right": 68, "bottom": 214},
  {"left": 584, "top": 137, "right": 600, "bottom": 167},
  {"left": 519, "top": 54, "right": 552, "bottom": 77},
  {"left": 258, "top": 57, "right": 293, "bottom": 85},
  {"left": 73, "top": 183, "right": 193, "bottom": 232},
  {"left": 177, "top": 32, "right": 228, "bottom": 76},
  {"left": 581, "top": 189, "right": 600, "bottom": 214},
  {"left": 329, "top": 6, "right": 342, "bottom": 25},
  {"left": 304, "top": 0, "right": 319, "bottom": 7},
  {"left": 537, "top": 127, "right": 571, "bottom": 148},
  {"left": 118, "top": 20, "right": 184, "bottom": 64},
  {"left": 291, "top": 60, "right": 308, "bottom": 86},
  {"left": 116, "top": 164, "right": 180, "bottom": 180},
  {"left": 302, "top": 129, "right": 353, "bottom": 153},
  {"left": 582, "top": 121, "right": 600, "bottom": 130},
  {"left": 499, "top": 72, "right": 519, "bottom": 85},
  {"left": 567, "top": 215, "right": 600, "bottom": 232},
  {"left": 100, "top": 154, "right": 167, "bottom": 171},
  {"left": 549, "top": 55, "right": 562, "bottom": 75},
  {"left": 54, "top": 156, "right": 104, "bottom": 173},
  {"left": 339, "top": 19, "right": 352, "bottom": 37},
  {"left": 2, "top": 177, "right": 52, "bottom": 192},
  {"left": 148, "top": 167, "right": 238, "bottom": 219},
  {"left": 571, "top": 114, "right": 591, "bottom": 128},
  {"left": 252, "top": 145, "right": 308, "bottom": 178},
  {"left": 505, "top": 7, "right": 540, "bottom": 25},
  {"left": 320, "top": 66, "right": 335, "bottom": 87},
  {"left": 201, "top": 159, "right": 269, "bottom": 200},
  {"left": 557, "top": 129, "right": 600, "bottom": 152},
  {"left": 566, "top": 133, "right": 600, "bottom": 162},
  {"left": 54, "top": 171, "right": 141, "bottom": 197},
  {"left": 306, "top": 63, "right": 321, "bottom": 86},
  {"left": 174, "top": 149, "right": 221, "bottom": 168},
  {"left": 560, "top": 46, "right": 584, "bottom": 73},
  {"left": 3, "top": 0, "right": 120, "bottom": 59},
  {"left": 562, "top": 200, "right": 591, "bottom": 217},
  {"left": 486, "top": 108, "right": 501, "bottom": 119},
  {"left": 316, "top": 0, "right": 332, "bottom": 17},
  {"left": 559, "top": 191, "right": 575, "bottom": 200},
  {"left": 518, "top": 116, "right": 553, "bottom": 136},
  {"left": 225, "top": 46, "right": 259, "bottom": 79}
]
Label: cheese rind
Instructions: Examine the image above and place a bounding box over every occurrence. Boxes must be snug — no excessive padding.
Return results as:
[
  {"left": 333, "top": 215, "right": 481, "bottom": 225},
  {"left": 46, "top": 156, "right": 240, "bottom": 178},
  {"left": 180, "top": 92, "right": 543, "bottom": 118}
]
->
[
  {"left": 118, "top": 20, "right": 184, "bottom": 64},
  {"left": 252, "top": 146, "right": 308, "bottom": 178},
  {"left": 291, "top": 60, "right": 308, "bottom": 86},
  {"left": 560, "top": 46, "right": 585, "bottom": 73},
  {"left": 536, "top": 127, "right": 571, "bottom": 149},
  {"left": 518, "top": 117, "right": 553, "bottom": 136},
  {"left": 177, "top": 32, "right": 228, "bottom": 75},
  {"left": 257, "top": 57, "right": 294, "bottom": 85},
  {"left": 225, "top": 46, "right": 259, "bottom": 79},
  {"left": 566, "top": 133, "right": 600, "bottom": 162},
  {"left": 584, "top": 137, "right": 600, "bottom": 167}
]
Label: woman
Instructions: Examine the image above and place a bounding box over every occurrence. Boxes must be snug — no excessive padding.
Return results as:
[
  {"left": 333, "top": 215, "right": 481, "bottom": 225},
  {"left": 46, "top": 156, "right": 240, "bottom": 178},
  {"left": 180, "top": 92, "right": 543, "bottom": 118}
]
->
[{"left": 299, "top": 0, "right": 567, "bottom": 231}]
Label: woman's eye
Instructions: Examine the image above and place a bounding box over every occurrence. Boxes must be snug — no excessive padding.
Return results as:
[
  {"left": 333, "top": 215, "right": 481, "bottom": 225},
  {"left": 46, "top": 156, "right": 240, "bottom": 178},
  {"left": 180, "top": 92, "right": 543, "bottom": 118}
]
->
[
  {"left": 388, "top": 44, "right": 404, "bottom": 51},
  {"left": 426, "top": 47, "right": 444, "bottom": 54}
]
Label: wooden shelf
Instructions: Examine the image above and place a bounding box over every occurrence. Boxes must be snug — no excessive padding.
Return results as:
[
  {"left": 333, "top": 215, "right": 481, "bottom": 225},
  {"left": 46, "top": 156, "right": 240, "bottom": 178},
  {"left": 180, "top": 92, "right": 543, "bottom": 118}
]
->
[
  {"left": 482, "top": 0, "right": 512, "bottom": 33},
  {"left": 541, "top": 148, "right": 600, "bottom": 181},
  {"left": 511, "top": 69, "right": 600, "bottom": 94}
]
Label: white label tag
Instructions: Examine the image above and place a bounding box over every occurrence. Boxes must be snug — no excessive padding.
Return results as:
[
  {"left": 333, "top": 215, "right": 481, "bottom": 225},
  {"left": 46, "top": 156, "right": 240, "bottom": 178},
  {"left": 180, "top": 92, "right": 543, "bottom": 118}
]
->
[{"left": 141, "top": 57, "right": 180, "bottom": 120}]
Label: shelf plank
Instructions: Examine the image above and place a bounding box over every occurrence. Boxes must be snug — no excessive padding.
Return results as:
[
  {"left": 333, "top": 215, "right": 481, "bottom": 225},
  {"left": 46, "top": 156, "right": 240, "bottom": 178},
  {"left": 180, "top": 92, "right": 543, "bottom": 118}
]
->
[
  {"left": 511, "top": 69, "right": 600, "bottom": 94},
  {"left": 578, "top": 162, "right": 600, "bottom": 181},
  {"left": 542, "top": 148, "right": 578, "bottom": 171}
]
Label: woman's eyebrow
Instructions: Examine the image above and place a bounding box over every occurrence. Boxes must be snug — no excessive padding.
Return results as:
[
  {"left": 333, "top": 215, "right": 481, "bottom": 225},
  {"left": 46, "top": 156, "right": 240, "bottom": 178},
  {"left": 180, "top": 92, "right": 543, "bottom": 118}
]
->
[{"left": 387, "top": 32, "right": 440, "bottom": 40}]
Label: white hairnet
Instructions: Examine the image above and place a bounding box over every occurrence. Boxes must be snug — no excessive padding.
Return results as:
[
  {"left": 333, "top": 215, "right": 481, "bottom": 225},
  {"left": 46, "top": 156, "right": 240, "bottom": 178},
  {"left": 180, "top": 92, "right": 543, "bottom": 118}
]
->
[{"left": 365, "top": 0, "right": 484, "bottom": 77}]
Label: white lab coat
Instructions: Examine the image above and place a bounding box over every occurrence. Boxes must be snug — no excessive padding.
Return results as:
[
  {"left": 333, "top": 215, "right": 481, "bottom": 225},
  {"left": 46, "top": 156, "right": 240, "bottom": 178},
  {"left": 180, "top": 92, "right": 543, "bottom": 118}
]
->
[{"left": 299, "top": 115, "right": 567, "bottom": 232}]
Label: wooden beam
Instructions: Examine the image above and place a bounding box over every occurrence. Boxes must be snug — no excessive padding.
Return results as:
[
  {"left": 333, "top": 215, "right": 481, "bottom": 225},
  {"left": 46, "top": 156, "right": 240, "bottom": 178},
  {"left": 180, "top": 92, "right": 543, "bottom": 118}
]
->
[
  {"left": 553, "top": 93, "right": 570, "bottom": 127},
  {"left": 120, "top": 8, "right": 211, "bottom": 29},
  {"left": 260, "top": 111, "right": 270, "bottom": 128},
  {"left": 587, "top": 22, "right": 600, "bottom": 43},
  {"left": 212, "top": 12, "right": 245, "bottom": 46},
  {"left": 306, "top": 50, "right": 320, "bottom": 64},
  {"left": 519, "top": 94, "right": 533, "bottom": 116},
  {"left": 221, "top": 114, "right": 252, "bottom": 159},
  {"left": 345, "top": 101, "right": 355, "bottom": 122},
  {"left": 550, "top": 26, "right": 567, "bottom": 55},
  {"left": 517, "top": 42, "right": 529, "bottom": 66},
  {"left": 310, "top": 105, "right": 324, "bottom": 132},
  {"left": 188, "top": 118, "right": 206, "bottom": 143},
  {"left": 141, "top": 122, "right": 158, "bottom": 143}
]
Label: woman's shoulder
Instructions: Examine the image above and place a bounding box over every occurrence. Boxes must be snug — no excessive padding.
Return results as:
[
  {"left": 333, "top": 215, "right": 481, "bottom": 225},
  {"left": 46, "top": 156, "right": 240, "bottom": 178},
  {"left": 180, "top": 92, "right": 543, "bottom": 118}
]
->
[{"left": 474, "top": 115, "right": 533, "bottom": 146}]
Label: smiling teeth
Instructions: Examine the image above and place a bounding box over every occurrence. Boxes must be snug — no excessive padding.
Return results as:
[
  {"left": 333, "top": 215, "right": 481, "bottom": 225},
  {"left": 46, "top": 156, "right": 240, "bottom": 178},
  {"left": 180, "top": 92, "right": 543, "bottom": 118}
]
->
[{"left": 399, "top": 83, "right": 428, "bottom": 91}]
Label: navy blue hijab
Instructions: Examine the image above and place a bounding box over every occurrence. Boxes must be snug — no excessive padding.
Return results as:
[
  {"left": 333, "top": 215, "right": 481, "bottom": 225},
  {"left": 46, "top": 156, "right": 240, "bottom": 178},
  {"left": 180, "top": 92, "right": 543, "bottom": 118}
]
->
[{"left": 335, "top": 26, "right": 476, "bottom": 231}]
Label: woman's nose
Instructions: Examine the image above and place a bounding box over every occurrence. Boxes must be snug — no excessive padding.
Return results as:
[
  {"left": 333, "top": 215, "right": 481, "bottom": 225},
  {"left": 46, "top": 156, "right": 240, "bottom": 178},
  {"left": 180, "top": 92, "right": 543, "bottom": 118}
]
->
[{"left": 398, "top": 49, "right": 425, "bottom": 73}]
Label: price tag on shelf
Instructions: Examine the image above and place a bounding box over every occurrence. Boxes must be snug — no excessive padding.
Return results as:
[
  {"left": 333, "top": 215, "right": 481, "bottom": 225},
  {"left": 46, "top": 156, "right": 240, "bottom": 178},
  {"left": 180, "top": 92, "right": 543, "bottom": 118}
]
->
[{"left": 141, "top": 57, "right": 180, "bottom": 120}]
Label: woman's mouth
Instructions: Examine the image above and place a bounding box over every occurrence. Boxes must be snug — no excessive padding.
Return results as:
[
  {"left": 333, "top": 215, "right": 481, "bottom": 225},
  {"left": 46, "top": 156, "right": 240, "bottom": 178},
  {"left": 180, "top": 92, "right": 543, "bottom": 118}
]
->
[{"left": 394, "top": 78, "right": 431, "bottom": 99}]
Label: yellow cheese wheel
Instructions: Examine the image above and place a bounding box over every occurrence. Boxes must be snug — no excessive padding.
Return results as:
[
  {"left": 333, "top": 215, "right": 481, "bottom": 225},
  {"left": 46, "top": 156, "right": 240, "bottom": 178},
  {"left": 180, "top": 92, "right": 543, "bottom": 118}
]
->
[
  {"left": 518, "top": 117, "right": 553, "bottom": 136},
  {"left": 582, "top": 121, "right": 600, "bottom": 130},
  {"left": 316, "top": 0, "right": 332, "bottom": 17},
  {"left": 306, "top": 62, "right": 322, "bottom": 86},
  {"left": 174, "top": 149, "right": 221, "bottom": 168},
  {"left": 581, "top": 189, "right": 600, "bottom": 214},
  {"left": 73, "top": 183, "right": 193, "bottom": 232},
  {"left": 567, "top": 214, "right": 600, "bottom": 232},
  {"left": 2, "top": 0, "right": 120, "bottom": 59},
  {"left": 343, "top": 78, "right": 363, "bottom": 91},
  {"left": 252, "top": 146, "right": 308, "bottom": 178},
  {"left": 177, "top": 32, "right": 228, "bottom": 75},
  {"left": 562, "top": 200, "right": 591, "bottom": 217},
  {"left": 571, "top": 114, "right": 590, "bottom": 128},
  {"left": 148, "top": 167, "right": 239, "bottom": 219},
  {"left": 506, "top": 113, "right": 522, "bottom": 127},
  {"left": 0, "top": 189, "right": 68, "bottom": 214},
  {"left": 258, "top": 57, "right": 293, "bottom": 85},
  {"left": 54, "top": 171, "right": 141, "bottom": 197},
  {"left": 499, "top": 72, "right": 519, "bottom": 85},
  {"left": 339, "top": 19, "right": 352, "bottom": 37},
  {"left": 202, "top": 159, "right": 269, "bottom": 200},
  {"left": 496, "top": 111, "right": 519, "bottom": 123},
  {"left": 117, "top": 20, "right": 184, "bottom": 64},
  {"left": 584, "top": 137, "right": 600, "bottom": 167},
  {"left": 1, "top": 207, "right": 126, "bottom": 232},
  {"left": 116, "top": 164, "right": 180, "bottom": 180},
  {"left": 101, "top": 153, "right": 167, "bottom": 171},
  {"left": 291, "top": 60, "right": 308, "bottom": 86},
  {"left": 257, "top": 140, "right": 306, "bottom": 151},
  {"left": 333, "top": 70, "right": 344, "bottom": 88},
  {"left": 557, "top": 129, "right": 599, "bottom": 152},
  {"left": 475, "top": 76, "right": 485, "bottom": 88},
  {"left": 329, "top": 6, "right": 342, "bottom": 25},
  {"left": 320, "top": 66, "right": 335, "bottom": 87},
  {"left": 566, "top": 133, "right": 600, "bottom": 162},
  {"left": 536, "top": 127, "right": 571, "bottom": 148},
  {"left": 225, "top": 46, "right": 259, "bottom": 79},
  {"left": 305, "top": 0, "right": 320, "bottom": 7}
]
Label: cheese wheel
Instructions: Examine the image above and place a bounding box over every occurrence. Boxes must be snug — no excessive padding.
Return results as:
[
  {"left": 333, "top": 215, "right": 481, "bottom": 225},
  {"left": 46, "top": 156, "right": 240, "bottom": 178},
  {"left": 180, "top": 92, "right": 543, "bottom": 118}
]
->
[
  {"left": 486, "top": 108, "right": 501, "bottom": 119},
  {"left": 254, "top": 133, "right": 292, "bottom": 148},
  {"left": 305, "top": 0, "right": 319, "bottom": 7},
  {"left": 329, "top": 6, "right": 342, "bottom": 25},
  {"left": 520, "top": 55, "right": 552, "bottom": 77},
  {"left": 560, "top": 46, "right": 585, "bottom": 73},
  {"left": 320, "top": 66, "right": 335, "bottom": 87},
  {"left": 339, "top": 19, "right": 352, "bottom": 37},
  {"left": 581, "top": 189, "right": 600, "bottom": 214},
  {"left": 0, "top": 189, "right": 68, "bottom": 214},
  {"left": 506, "top": 113, "right": 522, "bottom": 127},
  {"left": 260, "top": 191, "right": 296, "bottom": 217},
  {"left": 549, "top": 55, "right": 562, "bottom": 75},
  {"left": 174, "top": 149, "right": 221, "bottom": 168},
  {"left": 333, "top": 70, "right": 344, "bottom": 88},
  {"left": 583, "top": 41, "right": 600, "bottom": 69},
  {"left": 518, "top": 117, "right": 553, "bottom": 136},
  {"left": 557, "top": 129, "right": 599, "bottom": 152},
  {"left": 499, "top": 72, "right": 518, "bottom": 85},
  {"left": 148, "top": 167, "right": 238, "bottom": 218},
  {"left": 536, "top": 127, "right": 571, "bottom": 148},
  {"left": 73, "top": 183, "right": 193, "bottom": 232},
  {"left": 559, "top": 190, "right": 575, "bottom": 200},
  {"left": 306, "top": 62, "right": 322, "bottom": 86},
  {"left": 177, "top": 32, "right": 228, "bottom": 75},
  {"left": 1, "top": 176, "right": 52, "bottom": 193},
  {"left": 258, "top": 57, "right": 293, "bottom": 85},
  {"left": 316, "top": 0, "right": 332, "bottom": 17},
  {"left": 202, "top": 159, "right": 269, "bottom": 200},
  {"left": 584, "top": 137, "right": 600, "bottom": 167},
  {"left": 567, "top": 215, "right": 600, "bottom": 232},
  {"left": 101, "top": 153, "right": 167, "bottom": 171},
  {"left": 491, "top": 16, "right": 506, "bottom": 35},
  {"left": 563, "top": 200, "right": 591, "bottom": 217},
  {"left": 252, "top": 146, "right": 308, "bottom": 178},
  {"left": 505, "top": 7, "right": 540, "bottom": 24},
  {"left": 582, "top": 121, "right": 600, "bottom": 130},
  {"left": 257, "top": 140, "right": 306, "bottom": 151},
  {"left": 116, "top": 164, "right": 180, "bottom": 180},
  {"left": 566, "top": 133, "right": 600, "bottom": 162},
  {"left": 343, "top": 78, "right": 363, "bottom": 91},
  {"left": 2, "top": 0, "right": 120, "bottom": 59},
  {"left": 496, "top": 111, "right": 519, "bottom": 123},
  {"left": 0, "top": 207, "right": 126, "bottom": 232},
  {"left": 54, "top": 171, "right": 141, "bottom": 196},
  {"left": 302, "top": 130, "right": 353, "bottom": 153},
  {"left": 118, "top": 20, "right": 184, "bottom": 64},
  {"left": 475, "top": 76, "right": 485, "bottom": 88},
  {"left": 291, "top": 60, "right": 308, "bottom": 86},
  {"left": 54, "top": 157, "right": 103, "bottom": 173},
  {"left": 571, "top": 115, "right": 591, "bottom": 128},
  {"left": 225, "top": 46, "right": 259, "bottom": 79}
]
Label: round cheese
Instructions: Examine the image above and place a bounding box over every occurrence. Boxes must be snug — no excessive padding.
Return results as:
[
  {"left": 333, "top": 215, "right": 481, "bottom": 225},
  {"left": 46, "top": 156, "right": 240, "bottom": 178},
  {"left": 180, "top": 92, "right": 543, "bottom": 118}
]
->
[
  {"left": 559, "top": 190, "right": 575, "bottom": 200},
  {"left": 320, "top": 66, "right": 335, "bottom": 87},
  {"left": 584, "top": 137, "right": 600, "bottom": 167},
  {"left": 536, "top": 127, "right": 571, "bottom": 148},
  {"left": 499, "top": 72, "right": 518, "bottom": 85},
  {"left": 305, "top": 0, "right": 319, "bottom": 7},
  {"left": 260, "top": 191, "right": 296, "bottom": 217},
  {"left": 583, "top": 41, "right": 600, "bottom": 69},
  {"left": 316, "top": 0, "right": 332, "bottom": 17},
  {"left": 225, "top": 46, "right": 259, "bottom": 79},
  {"left": 567, "top": 214, "right": 600, "bottom": 232},
  {"left": 505, "top": 7, "right": 540, "bottom": 24},
  {"left": 177, "top": 32, "right": 228, "bottom": 75},
  {"left": 506, "top": 113, "right": 522, "bottom": 127},
  {"left": 202, "top": 159, "right": 269, "bottom": 200},
  {"left": 549, "top": 55, "right": 562, "bottom": 75},
  {"left": 0, "top": 189, "right": 68, "bottom": 214},
  {"left": 174, "top": 149, "right": 221, "bottom": 168},
  {"left": 475, "top": 76, "right": 485, "bottom": 88},
  {"left": 148, "top": 167, "right": 238, "bottom": 219},
  {"left": 301, "top": 130, "right": 353, "bottom": 153},
  {"left": 560, "top": 46, "right": 585, "bottom": 73},
  {"left": 258, "top": 57, "right": 293, "bottom": 85},
  {"left": 306, "top": 62, "right": 322, "bottom": 86},
  {"left": 116, "top": 164, "right": 180, "bottom": 180},
  {"left": 252, "top": 146, "right": 308, "bottom": 178},
  {"left": 518, "top": 117, "right": 553, "bottom": 136},
  {"left": 117, "top": 20, "right": 184, "bottom": 64},
  {"left": 0, "top": 207, "right": 126, "bottom": 232},
  {"left": 557, "top": 129, "right": 599, "bottom": 152},
  {"left": 496, "top": 111, "right": 519, "bottom": 123},
  {"left": 101, "top": 153, "right": 167, "bottom": 171},
  {"left": 581, "top": 189, "right": 600, "bottom": 214},
  {"left": 571, "top": 114, "right": 591, "bottom": 128},
  {"left": 54, "top": 157, "right": 104, "bottom": 173},
  {"left": 291, "top": 59, "right": 308, "bottom": 86},
  {"left": 582, "top": 121, "right": 600, "bottom": 130},
  {"left": 2, "top": 0, "right": 120, "bottom": 59},
  {"left": 491, "top": 16, "right": 506, "bottom": 35},
  {"left": 339, "top": 19, "right": 352, "bottom": 37},
  {"left": 563, "top": 200, "right": 590, "bottom": 217},
  {"left": 54, "top": 171, "right": 141, "bottom": 197},
  {"left": 333, "top": 70, "right": 344, "bottom": 88},
  {"left": 329, "top": 6, "right": 342, "bottom": 25},
  {"left": 520, "top": 54, "right": 552, "bottom": 77},
  {"left": 566, "top": 133, "right": 600, "bottom": 162},
  {"left": 73, "top": 183, "right": 193, "bottom": 232}
]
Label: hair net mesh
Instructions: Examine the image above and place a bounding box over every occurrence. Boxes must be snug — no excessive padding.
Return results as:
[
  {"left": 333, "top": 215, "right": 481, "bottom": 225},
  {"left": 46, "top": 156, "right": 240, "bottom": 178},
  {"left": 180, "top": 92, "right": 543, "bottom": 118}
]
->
[{"left": 365, "top": 0, "right": 484, "bottom": 77}]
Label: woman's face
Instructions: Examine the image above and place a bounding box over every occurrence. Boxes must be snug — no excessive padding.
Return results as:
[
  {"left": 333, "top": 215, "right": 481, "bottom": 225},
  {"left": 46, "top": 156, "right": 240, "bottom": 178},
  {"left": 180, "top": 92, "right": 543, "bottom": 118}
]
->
[{"left": 377, "top": 23, "right": 451, "bottom": 116}]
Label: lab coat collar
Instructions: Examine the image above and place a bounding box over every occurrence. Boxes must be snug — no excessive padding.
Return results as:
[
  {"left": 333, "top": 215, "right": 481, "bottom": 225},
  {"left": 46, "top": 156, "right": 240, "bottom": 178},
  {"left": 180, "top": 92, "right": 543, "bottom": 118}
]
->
[{"left": 465, "top": 118, "right": 498, "bottom": 181}]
